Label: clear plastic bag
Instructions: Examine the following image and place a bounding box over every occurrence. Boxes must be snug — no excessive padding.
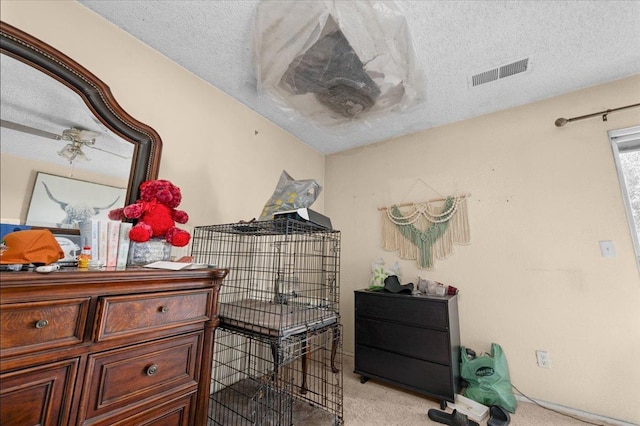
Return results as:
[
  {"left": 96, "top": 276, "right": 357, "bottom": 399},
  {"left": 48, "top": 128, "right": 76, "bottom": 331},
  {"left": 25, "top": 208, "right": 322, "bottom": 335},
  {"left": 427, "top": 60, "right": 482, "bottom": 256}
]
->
[
  {"left": 254, "top": 0, "right": 422, "bottom": 128},
  {"left": 258, "top": 170, "right": 322, "bottom": 220},
  {"left": 369, "top": 258, "right": 400, "bottom": 290}
]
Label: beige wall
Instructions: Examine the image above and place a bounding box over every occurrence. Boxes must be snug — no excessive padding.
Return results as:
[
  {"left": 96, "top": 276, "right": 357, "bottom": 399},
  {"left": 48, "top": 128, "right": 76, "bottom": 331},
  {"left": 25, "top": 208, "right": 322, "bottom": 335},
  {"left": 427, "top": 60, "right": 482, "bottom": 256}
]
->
[
  {"left": 326, "top": 74, "right": 640, "bottom": 423},
  {"left": 3, "top": 1, "right": 639, "bottom": 424},
  {"left": 0, "top": 0, "right": 324, "bottom": 229}
]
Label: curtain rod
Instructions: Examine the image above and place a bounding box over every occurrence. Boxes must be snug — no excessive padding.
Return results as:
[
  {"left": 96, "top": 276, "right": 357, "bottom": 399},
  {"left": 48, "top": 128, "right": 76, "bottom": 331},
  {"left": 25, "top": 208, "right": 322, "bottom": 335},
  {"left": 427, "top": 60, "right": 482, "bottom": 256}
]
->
[
  {"left": 378, "top": 193, "right": 471, "bottom": 210},
  {"left": 555, "top": 103, "right": 640, "bottom": 127}
]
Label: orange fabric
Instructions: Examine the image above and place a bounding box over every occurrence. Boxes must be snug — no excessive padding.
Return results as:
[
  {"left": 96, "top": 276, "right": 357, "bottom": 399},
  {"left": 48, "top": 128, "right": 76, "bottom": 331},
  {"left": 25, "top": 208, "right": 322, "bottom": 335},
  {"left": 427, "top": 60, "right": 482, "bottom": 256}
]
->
[{"left": 0, "top": 229, "right": 64, "bottom": 265}]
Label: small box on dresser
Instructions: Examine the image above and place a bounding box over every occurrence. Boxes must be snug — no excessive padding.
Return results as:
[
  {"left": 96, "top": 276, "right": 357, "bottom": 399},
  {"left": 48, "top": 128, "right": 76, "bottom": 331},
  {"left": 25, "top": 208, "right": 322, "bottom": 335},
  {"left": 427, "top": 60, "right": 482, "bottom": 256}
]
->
[{"left": 354, "top": 290, "right": 461, "bottom": 410}]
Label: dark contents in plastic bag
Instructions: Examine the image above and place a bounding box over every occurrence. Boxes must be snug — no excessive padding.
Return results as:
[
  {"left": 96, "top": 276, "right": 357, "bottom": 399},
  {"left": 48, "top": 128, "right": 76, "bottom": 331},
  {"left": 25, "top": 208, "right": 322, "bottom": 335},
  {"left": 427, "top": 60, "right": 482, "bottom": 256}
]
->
[{"left": 279, "top": 15, "right": 380, "bottom": 118}]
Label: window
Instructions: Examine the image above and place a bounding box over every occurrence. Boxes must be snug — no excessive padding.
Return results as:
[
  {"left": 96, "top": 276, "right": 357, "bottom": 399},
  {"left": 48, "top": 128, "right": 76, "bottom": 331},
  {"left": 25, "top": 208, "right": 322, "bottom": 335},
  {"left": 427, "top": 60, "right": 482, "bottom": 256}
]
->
[{"left": 609, "top": 126, "right": 640, "bottom": 268}]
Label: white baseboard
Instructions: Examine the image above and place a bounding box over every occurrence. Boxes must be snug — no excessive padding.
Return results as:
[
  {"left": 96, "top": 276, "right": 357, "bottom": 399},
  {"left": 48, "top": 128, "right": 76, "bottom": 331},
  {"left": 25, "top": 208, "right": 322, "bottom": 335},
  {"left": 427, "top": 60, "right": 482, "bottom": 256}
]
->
[{"left": 514, "top": 394, "right": 636, "bottom": 426}]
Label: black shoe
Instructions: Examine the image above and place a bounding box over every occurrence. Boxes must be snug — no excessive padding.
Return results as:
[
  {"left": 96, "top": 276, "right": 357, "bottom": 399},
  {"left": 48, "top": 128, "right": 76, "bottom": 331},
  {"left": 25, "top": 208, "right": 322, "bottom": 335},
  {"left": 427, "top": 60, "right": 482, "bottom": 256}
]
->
[
  {"left": 427, "top": 409, "right": 479, "bottom": 426},
  {"left": 487, "top": 405, "right": 510, "bottom": 426},
  {"left": 383, "top": 275, "right": 413, "bottom": 294}
]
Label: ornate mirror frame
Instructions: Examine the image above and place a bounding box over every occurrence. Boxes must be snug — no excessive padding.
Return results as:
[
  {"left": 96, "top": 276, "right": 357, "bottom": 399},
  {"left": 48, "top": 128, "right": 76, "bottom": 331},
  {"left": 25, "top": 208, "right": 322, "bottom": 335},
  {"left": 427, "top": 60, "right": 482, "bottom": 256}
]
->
[{"left": 0, "top": 21, "right": 162, "bottom": 207}]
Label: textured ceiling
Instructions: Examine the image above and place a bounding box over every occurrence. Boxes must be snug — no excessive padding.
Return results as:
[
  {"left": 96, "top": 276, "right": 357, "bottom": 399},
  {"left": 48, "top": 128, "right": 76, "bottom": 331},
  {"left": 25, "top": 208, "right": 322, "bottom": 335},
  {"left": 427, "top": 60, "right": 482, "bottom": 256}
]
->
[{"left": 78, "top": 0, "right": 640, "bottom": 154}]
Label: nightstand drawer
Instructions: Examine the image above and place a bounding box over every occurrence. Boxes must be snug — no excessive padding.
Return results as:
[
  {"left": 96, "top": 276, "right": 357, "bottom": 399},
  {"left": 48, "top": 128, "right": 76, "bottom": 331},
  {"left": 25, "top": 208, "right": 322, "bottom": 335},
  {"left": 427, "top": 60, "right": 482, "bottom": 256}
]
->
[
  {"left": 95, "top": 289, "right": 212, "bottom": 341},
  {"left": 355, "top": 292, "right": 449, "bottom": 329},
  {"left": 0, "top": 298, "right": 89, "bottom": 356},
  {"left": 82, "top": 332, "right": 202, "bottom": 421},
  {"left": 355, "top": 345, "right": 453, "bottom": 398},
  {"left": 356, "top": 318, "right": 451, "bottom": 365}
]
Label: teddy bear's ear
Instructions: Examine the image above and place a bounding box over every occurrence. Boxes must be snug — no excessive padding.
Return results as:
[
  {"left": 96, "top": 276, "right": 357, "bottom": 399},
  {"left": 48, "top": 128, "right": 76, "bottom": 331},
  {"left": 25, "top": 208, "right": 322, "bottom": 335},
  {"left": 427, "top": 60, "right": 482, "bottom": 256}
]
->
[
  {"left": 139, "top": 180, "right": 159, "bottom": 201},
  {"left": 172, "top": 187, "right": 182, "bottom": 204}
]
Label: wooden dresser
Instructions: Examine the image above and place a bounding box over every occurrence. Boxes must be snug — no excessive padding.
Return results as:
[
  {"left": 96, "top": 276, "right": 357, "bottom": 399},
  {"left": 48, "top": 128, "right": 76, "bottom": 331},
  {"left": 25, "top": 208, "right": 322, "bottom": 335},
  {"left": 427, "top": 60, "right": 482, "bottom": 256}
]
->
[
  {"left": 354, "top": 290, "right": 461, "bottom": 409},
  {"left": 0, "top": 267, "right": 227, "bottom": 426}
]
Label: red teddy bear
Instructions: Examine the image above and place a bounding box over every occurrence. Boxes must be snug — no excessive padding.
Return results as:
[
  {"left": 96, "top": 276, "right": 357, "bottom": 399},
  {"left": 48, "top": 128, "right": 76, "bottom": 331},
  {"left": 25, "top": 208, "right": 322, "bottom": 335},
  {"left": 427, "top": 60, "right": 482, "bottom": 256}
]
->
[{"left": 109, "top": 179, "right": 191, "bottom": 247}]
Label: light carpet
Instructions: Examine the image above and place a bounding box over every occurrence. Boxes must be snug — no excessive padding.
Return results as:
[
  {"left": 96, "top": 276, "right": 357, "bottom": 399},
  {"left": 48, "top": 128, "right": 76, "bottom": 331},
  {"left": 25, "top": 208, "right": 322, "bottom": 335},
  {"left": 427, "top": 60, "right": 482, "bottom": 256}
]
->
[{"left": 340, "top": 353, "right": 609, "bottom": 426}]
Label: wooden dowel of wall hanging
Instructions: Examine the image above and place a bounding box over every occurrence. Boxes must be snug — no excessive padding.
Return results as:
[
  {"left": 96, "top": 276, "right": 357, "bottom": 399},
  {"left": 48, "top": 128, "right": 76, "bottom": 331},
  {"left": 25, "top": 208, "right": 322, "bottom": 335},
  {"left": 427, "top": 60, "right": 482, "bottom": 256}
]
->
[{"left": 377, "top": 193, "right": 472, "bottom": 210}]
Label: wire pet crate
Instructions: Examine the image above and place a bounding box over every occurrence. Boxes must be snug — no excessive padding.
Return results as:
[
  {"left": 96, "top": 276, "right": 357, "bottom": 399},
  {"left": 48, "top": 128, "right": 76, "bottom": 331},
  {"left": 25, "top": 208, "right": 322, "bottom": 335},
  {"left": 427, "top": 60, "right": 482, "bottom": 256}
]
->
[
  {"left": 193, "top": 219, "right": 343, "bottom": 425},
  {"left": 191, "top": 219, "right": 341, "bottom": 338},
  {"left": 208, "top": 326, "right": 343, "bottom": 426},
  {"left": 286, "top": 324, "right": 343, "bottom": 425},
  {"left": 208, "top": 328, "right": 295, "bottom": 426}
]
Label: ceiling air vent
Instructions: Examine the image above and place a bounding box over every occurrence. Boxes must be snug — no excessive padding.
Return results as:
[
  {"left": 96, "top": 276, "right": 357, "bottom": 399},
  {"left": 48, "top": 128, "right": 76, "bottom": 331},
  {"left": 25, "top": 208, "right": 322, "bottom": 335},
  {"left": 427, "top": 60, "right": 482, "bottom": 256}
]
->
[{"left": 470, "top": 57, "right": 531, "bottom": 88}]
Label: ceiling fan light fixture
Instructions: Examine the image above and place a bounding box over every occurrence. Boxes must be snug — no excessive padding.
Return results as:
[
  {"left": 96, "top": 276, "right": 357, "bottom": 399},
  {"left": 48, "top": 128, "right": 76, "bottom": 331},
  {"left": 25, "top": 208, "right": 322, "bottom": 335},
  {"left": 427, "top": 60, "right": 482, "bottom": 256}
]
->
[
  {"left": 58, "top": 142, "right": 89, "bottom": 163},
  {"left": 61, "top": 127, "right": 98, "bottom": 145}
]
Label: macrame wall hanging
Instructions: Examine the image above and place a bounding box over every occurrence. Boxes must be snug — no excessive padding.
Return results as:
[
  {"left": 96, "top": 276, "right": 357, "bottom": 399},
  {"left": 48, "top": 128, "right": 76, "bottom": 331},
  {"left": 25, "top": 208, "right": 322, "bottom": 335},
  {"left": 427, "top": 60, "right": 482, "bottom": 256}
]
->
[{"left": 380, "top": 184, "right": 471, "bottom": 269}]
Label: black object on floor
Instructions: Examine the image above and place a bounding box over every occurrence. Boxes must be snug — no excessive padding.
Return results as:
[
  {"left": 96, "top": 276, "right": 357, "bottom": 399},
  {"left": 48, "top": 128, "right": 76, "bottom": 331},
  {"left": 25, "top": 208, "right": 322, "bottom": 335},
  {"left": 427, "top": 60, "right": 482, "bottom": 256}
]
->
[
  {"left": 487, "top": 405, "right": 511, "bottom": 426},
  {"left": 383, "top": 275, "right": 414, "bottom": 293},
  {"left": 427, "top": 409, "right": 479, "bottom": 426}
]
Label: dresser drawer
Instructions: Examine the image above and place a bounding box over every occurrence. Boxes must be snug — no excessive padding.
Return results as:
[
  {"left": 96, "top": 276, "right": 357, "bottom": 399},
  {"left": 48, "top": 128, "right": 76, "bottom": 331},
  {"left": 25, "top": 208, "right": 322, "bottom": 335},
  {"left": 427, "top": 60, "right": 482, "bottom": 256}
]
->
[
  {"left": 355, "top": 292, "right": 449, "bottom": 329},
  {"left": 88, "top": 393, "right": 194, "bottom": 426},
  {"left": 0, "top": 358, "right": 79, "bottom": 426},
  {"left": 355, "top": 345, "right": 453, "bottom": 399},
  {"left": 0, "top": 298, "right": 90, "bottom": 356},
  {"left": 356, "top": 318, "right": 451, "bottom": 365},
  {"left": 82, "top": 332, "right": 202, "bottom": 421},
  {"left": 95, "top": 289, "right": 212, "bottom": 341}
]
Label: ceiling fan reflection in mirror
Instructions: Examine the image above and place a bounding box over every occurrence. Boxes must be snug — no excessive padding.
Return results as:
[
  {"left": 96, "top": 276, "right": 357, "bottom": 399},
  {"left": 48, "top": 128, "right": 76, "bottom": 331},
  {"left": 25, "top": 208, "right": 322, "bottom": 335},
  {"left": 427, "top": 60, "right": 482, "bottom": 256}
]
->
[{"left": 0, "top": 119, "right": 131, "bottom": 164}]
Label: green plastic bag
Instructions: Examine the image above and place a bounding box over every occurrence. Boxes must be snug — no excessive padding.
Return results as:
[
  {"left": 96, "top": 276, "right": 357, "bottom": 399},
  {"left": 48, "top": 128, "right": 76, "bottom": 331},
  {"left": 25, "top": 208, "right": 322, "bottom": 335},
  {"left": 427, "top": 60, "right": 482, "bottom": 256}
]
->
[{"left": 460, "top": 343, "right": 517, "bottom": 413}]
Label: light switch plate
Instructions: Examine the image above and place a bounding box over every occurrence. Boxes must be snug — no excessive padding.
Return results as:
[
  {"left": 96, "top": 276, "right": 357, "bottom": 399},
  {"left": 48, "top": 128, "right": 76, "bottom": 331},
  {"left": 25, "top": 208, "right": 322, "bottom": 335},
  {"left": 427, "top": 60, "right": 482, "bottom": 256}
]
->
[{"left": 599, "top": 240, "right": 616, "bottom": 258}]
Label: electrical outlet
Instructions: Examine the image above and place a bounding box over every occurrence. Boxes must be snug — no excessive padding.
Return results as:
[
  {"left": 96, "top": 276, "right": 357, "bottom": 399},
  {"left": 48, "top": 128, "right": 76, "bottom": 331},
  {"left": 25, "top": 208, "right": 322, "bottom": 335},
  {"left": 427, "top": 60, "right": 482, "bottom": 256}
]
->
[
  {"left": 536, "top": 350, "right": 551, "bottom": 368},
  {"left": 599, "top": 240, "right": 616, "bottom": 258}
]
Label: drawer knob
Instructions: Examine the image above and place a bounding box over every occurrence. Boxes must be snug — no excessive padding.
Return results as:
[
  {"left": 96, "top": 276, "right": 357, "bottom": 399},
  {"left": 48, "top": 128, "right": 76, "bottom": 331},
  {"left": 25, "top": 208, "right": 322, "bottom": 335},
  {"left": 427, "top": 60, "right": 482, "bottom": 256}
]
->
[
  {"left": 146, "top": 364, "right": 159, "bottom": 376},
  {"left": 35, "top": 319, "right": 49, "bottom": 329},
  {"left": 159, "top": 306, "right": 169, "bottom": 313}
]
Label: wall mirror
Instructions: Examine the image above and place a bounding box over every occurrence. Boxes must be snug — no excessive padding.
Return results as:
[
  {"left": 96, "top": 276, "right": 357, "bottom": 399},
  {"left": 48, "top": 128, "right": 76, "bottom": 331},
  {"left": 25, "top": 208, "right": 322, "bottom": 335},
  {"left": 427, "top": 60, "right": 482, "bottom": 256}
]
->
[{"left": 0, "top": 21, "right": 161, "bottom": 231}]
